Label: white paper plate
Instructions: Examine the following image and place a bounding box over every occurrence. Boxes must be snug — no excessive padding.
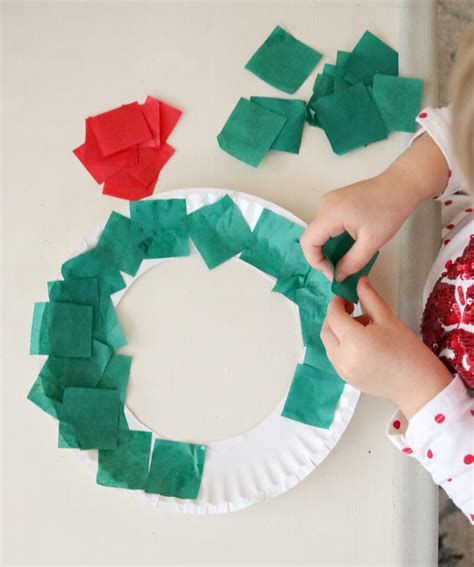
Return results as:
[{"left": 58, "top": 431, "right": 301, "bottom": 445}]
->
[{"left": 59, "top": 188, "right": 360, "bottom": 514}]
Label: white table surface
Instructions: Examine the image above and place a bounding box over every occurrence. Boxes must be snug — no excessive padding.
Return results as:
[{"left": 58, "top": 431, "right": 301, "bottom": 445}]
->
[{"left": 2, "top": 1, "right": 439, "bottom": 565}]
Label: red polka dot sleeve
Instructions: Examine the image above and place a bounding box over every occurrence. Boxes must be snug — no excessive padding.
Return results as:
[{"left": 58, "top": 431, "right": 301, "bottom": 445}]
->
[
  {"left": 410, "top": 107, "right": 464, "bottom": 200},
  {"left": 387, "top": 376, "right": 474, "bottom": 524}
]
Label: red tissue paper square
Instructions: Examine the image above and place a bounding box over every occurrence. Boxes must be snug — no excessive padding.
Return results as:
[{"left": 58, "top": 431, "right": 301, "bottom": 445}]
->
[
  {"left": 73, "top": 96, "right": 182, "bottom": 200},
  {"left": 103, "top": 144, "right": 175, "bottom": 200}
]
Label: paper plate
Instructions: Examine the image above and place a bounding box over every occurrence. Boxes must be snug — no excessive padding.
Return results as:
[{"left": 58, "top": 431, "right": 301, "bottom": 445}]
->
[{"left": 61, "top": 188, "right": 360, "bottom": 514}]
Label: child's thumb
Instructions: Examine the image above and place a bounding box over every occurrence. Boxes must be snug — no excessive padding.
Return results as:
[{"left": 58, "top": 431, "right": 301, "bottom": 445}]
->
[{"left": 357, "top": 277, "right": 391, "bottom": 321}]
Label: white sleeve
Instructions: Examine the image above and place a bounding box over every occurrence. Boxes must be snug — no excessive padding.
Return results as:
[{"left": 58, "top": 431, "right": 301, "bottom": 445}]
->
[
  {"left": 409, "top": 106, "right": 466, "bottom": 199},
  {"left": 386, "top": 376, "right": 474, "bottom": 525}
]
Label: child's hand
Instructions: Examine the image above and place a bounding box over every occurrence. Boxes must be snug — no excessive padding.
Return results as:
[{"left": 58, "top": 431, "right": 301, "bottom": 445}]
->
[
  {"left": 301, "top": 133, "right": 450, "bottom": 282},
  {"left": 321, "top": 277, "right": 453, "bottom": 419},
  {"left": 300, "top": 175, "right": 416, "bottom": 282}
]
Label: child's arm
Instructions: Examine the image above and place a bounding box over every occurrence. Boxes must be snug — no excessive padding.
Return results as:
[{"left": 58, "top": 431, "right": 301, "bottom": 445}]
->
[
  {"left": 301, "top": 133, "right": 450, "bottom": 280},
  {"left": 304, "top": 107, "right": 472, "bottom": 522},
  {"left": 322, "top": 277, "right": 473, "bottom": 524}
]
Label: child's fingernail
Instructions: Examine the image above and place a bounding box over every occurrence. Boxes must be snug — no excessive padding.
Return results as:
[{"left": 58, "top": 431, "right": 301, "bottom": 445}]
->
[{"left": 336, "top": 272, "right": 346, "bottom": 282}]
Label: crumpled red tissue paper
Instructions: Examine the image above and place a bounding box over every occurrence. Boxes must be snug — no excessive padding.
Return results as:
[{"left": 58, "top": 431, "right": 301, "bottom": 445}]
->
[{"left": 73, "top": 96, "right": 181, "bottom": 200}]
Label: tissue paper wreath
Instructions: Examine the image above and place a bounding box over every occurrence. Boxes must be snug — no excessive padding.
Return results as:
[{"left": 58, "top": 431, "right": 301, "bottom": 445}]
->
[{"left": 28, "top": 189, "right": 363, "bottom": 514}]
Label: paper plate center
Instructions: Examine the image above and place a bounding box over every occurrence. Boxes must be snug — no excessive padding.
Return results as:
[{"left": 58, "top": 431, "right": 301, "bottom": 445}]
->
[{"left": 117, "top": 255, "right": 302, "bottom": 443}]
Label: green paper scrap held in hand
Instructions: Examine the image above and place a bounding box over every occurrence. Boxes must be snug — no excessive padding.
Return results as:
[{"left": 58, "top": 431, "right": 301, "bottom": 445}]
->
[
  {"left": 28, "top": 195, "right": 378, "bottom": 500},
  {"left": 323, "top": 232, "right": 379, "bottom": 304}
]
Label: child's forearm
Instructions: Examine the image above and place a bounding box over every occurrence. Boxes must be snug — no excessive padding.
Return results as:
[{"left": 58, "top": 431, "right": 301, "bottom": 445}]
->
[
  {"left": 391, "top": 353, "right": 453, "bottom": 420},
  {"left": 377, "top": 133, "right": 451, "bottom": 211}
]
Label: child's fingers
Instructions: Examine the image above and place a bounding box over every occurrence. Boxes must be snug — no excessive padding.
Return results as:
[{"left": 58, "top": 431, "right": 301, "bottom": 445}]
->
[
  {"left": 300, "top": 233, "right": 327, "bottom": 273},
  {"left": 334, "top": 232, "right": 376, "bottom": 282},
  {"left": 326, "top": 296, "right": 361, "bottom": 340},
  {"left": 320, "top": 318, "right": 339, "bottom": 355},
  {"left": 300, "top": 217, "right": 344, "bottom": 274},
  {"left": 357, "top": 277, "right": 391, "bottom": 322},
  {"left": 318, "top": 258, "right": 334, "bottom": 281},
  {"left": 300, "top": 242, "right": 333, "bottom": 280}
]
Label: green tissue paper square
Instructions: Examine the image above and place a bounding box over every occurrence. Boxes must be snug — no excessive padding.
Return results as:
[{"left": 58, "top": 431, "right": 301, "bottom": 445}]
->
[
  {"left": 130, "top": 199, "right": 190, "bottom": 258},
  {"left": 282, "top": 363, "right": 345, "bottom": 428},
  {"left": 304, "top": 333, "right": 337, "bottom": 375},
  {"left": 40, "top": 339, "right": 113, "bottom": 391},
  {"left": 60, "top": 415, "right": 133, "bottom": 449},
  {"left": 307, "top": 74, "right": 334, "bottom": 126},
  {"left": 240, "top": 209, "right": 304, "bottom": 278},
  {"left": 245, "top": 25, "right": 322, "bottom": 94},
  {"left": 145, "top": 439, "right": 206, "bottom": 499},
  {"left": 58, "top": 421, "right": 81, "bottom": 448},
  {"left": 61, "top": 247, "right": 126, "bottom": 297},
  {"left": 315, "top": 83, "right": 388, "bottom": 155},
  {"left": 335, "top": 50, "right": 350, "bottom": 76},
  {"left": 323, "top": 63, "right": 336, "bottom": 77},
  {"left": 30, "top": 302, "right": 93, "bottom": 358},
  {"left": 59, "top": 408, "right": 128, "bottom": 450},
  {"left": 312, "top": 72, "right": 334, "bottom": 95},
  {"left": 61, "top": 213, "right": 144, "bottom": 296},
  {"left": 217, "top": 98, "right": 287, "bottom": 167},
  {"left": 366, "top": 85, "right": 375, "bottom": 103},
  {"left": 97, "top": 430, "right": 152, "bottom": 490},
  {"left": 272, "top": 245, "right": 309, "bottom": 301},
  {"left": 27, "top": 374, "right": 62, "bottom": 419},
  {"left": 343, "top": 30, "right": 398, "bottom": 86},
  {"left": 317, "top": 52, "right": 350, "bottom": 99},
  {"left": 97, "top": 354, "right": 132, "bottom": 403},
  {"left": 98, "top": 212, "right": 144, "bottom": 276},
  {"left": 62, "top": 409, "right": 131, "bottom": 449},
  {"left": 116, "top": 410, "right": 132, "bottom": 445},
  {"left": 94, "top": 298, "right": 127, "bottom": 350},
  {"left": 323, "top": 232, "right": 379, "bottom": 303},
  {"left": 305, "top": 265, "right": 334, "bottom": 297},
  {"left": 250, "top": 97, "right": 306, "bottom": 154},
  {"left": 273, "top": 244, "right": 332, "bottom": 304},
  {"left": 59, "top": 388, "right": 120, "bottom": 450},
  {"left": 372, "top": 74, "right": 423, "bottom": 133},
  {"left": 296, "top": 287, "right": 331, "bottom": 347},
  {"left": 48, "top": 278, "right": 99, "bottom": 310},
  {"left": 48, "top": 278, "right": 126, "bottom": 350},
  {"left": 302, "top": 330, "right": 345, "bottom": 406},
  {"left": 187, "top": 195, "right": 253, "bottom": 269},
  {"left": 333, "top": 75, "right": 351, "bottom": 92},
  {"left": 28, "top": 340, "right": 113, "bottom": 419}
]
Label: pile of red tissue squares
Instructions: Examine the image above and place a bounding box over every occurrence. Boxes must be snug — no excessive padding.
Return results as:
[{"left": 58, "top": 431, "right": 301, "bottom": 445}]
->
[{"left": 73, "top": 96, "right": 182, "bottom": 200}]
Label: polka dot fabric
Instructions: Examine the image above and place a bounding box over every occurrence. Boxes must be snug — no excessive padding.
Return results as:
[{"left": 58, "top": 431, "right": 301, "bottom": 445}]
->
[
  {"left": 441, "top": 200, "right": 473, "bottom": 240},
  {"left": 387, "top": 377, "right": 474, "bottom": 524},
  {"left": 410, "top": 107, "right": 465, "bottom": 201}
]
